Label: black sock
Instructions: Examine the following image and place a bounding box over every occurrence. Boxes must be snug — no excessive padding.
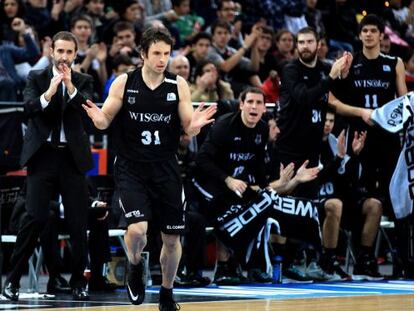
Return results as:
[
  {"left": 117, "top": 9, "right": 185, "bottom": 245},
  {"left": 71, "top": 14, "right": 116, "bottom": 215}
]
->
[
  {"left": 324, "top": 247, "right": 336, "bottom": 259},
  {"left": 359, "top": 245, "right": 374, "bottom": 258},
  {"left": 159, "top": 286, "right": 173, "bottom": 301}
]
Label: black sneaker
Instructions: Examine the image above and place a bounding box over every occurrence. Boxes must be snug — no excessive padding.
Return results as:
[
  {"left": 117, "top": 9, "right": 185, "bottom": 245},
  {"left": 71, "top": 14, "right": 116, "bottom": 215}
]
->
[
  {"left": 248, "top": 268, "right": 272, "bottom": 283},
  {"left": 159, "top": 297, "right": 181, "bottom": 311},
  {"left": 187, "top": 273, "right": 211, "bottom": 287},
  {"left": 2, "top": 282, "right": 19, "bottom": 301},
  {"left": 173, "top": 270, "right": 193, "bottom": 287},
  {"left": 321, "top": 255, "right": 352, "bottom": 281},
  {"left": 353, "top": 255, "right": 384, "bottom": 281},
  {"left": 213, "top": 263, "right": 247, "bottom": 285},
  {"left": 126, "top": 261, "right": 145, "bottom": 305}
]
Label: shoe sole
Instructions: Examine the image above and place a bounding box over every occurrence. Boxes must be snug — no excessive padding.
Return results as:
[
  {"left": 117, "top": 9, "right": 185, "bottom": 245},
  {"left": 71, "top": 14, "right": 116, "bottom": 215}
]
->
[
  {"left": 3, "top": 293, "right": 19, "bottom": 301},
  {"left": 126, "top": 282, "right": 145, "bottom": 305},
  {"left": 352, "top": 274, "right": 384, "bottom": 281}
]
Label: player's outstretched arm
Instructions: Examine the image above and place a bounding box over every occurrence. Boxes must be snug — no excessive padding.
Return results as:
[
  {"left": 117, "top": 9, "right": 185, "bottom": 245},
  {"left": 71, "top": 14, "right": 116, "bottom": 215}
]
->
[
  {"left": 82, "top": 73, "right": 127, "bottom": 129},
  {"left": 177, "top": 76, "right": 217, "bottom": 137}
]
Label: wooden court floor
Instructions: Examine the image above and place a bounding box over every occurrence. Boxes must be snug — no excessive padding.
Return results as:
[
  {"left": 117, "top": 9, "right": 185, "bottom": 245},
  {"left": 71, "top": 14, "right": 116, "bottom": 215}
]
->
[{"left": 2, "top": 294, "right": 414, "bottom": 311}]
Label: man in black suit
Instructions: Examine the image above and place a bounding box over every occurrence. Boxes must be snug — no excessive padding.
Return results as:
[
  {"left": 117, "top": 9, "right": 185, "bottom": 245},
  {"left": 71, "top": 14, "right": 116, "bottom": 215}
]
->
[{"left": 2, "top": 31, "right": 94, "bottom": 301}]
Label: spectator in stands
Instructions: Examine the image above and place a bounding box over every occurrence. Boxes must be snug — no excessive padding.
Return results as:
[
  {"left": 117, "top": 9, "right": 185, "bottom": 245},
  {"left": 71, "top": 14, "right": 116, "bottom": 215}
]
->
[
  {"left": 103, "top": 54, "right": 135, "bottom": 100},
  {"left": 191, "top": 0, "right": 218, "bottom": 28},
  {"left": 170, "top": 0, "right": 204, "bottom": 47},
  {"left": 208, "top": 19, "right": 260, "bottom": 96},
  {"left": 107, "top": 21, "right": 141, "bottom": 72},
  {"left": 324, "top": 0, "right": 358, "bottom": 56},
  {"left": 169, "top": 54, "right": 191, "bottom": 80},
  {"left": 382, "top": 0, "right": 414, "bottom": 40},
  {"left": 142, "top": 0, "right": 173, "bottom": 19},
  {"left": 240, "top": 0, "right": 306, "bottom": 34},
  {"left": 15, "top": 36, "right": 51, "bottom": 82},
  {"left": 261, "top": 70, "right": 280, "bottom": 104},
  {"left": 0, "top": 0, "right": 26, "bottom": 44},
  {"left": 380, "top": 33, "right": 392, "bottom": 54},
  {"left": 68, "top": 0, "right": 110, "bottom": 43},
  {"left": 71, "top": 15, "right": 108, "bottom": 102},
  {"left": 317, "top": 37, "right": 333, "bottom": 66},
  {"left": 205, "top": 0, "right": 242, "bottom": 50},
  {"left": 0, "top": 18, "right": 40, "bottom": 101},
  {"left": 305, "top": 0, "right": 325, "bottom": 37},
  {"left": 190, "top": 60, "right": 234, "bottom": 102},
  {"left": 25, "top": 0, "right": 67, "bottom": 40},
  {"left": 404, "top": 49, "right": 414, "bottom": 91},
  {"left": 272, "top": 29, "right": 296, "bottom": 71},
  {"left": 187, "top": 32, "right": 212, "bottom": 82},
  {"left": 255, "top": 26, "right": 278, "bottom": 84},
  {"left": 102, "top": 0, "right": 145, "bottom": 46}
]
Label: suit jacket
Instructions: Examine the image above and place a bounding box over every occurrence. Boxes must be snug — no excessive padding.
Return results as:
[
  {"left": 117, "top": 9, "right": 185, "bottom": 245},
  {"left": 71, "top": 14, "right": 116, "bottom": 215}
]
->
[{"left": 20, "top": 66, "right": 94, "bottom": 173}]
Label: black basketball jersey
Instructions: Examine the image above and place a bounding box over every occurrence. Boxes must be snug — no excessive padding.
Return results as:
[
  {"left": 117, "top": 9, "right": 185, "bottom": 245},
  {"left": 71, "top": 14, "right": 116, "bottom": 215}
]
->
[
  {"left": 277, "top": 59, "right": 331, "bottom": 165},
  {"left": 112, "top": 68, "right": 181, "bottom": 162},
  {"left": 343, "top": 51, "right": 398, "bottom": 130}
]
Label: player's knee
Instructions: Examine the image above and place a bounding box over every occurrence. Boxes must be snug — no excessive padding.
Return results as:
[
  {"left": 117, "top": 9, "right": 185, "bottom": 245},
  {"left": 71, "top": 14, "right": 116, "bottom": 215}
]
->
[
  {"left": 162, "top": 234, "right": 180, "bottom": 250},
  {"left": 127, "top": 223, "right": 147, "bottom": 241},
  {"left": 324, "top": 198, "right": 343, "bottom": 219},
  {"left": 363, "top": 198, "right": 383, "bottom": 217}
]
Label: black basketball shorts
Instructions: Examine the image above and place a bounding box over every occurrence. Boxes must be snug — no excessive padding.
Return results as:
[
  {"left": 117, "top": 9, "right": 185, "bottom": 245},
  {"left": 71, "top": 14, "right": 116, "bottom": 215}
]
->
[{"left": 113, "top": 156, "right": 185, "bottom": 234}]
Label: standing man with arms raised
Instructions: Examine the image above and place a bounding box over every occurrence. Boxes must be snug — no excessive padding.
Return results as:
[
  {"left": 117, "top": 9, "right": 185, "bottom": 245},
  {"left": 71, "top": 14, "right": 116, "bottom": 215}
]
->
[
  {"left": 82, "top": 27, "right": 216, "bottom": 310},
  {"left": 330, "top": 14, "right": 407, "bottom": 280},
  {"left": 275, "top": 26, "right": 354, "bottom": 280},
  {"left": 3, "top": 31, "right": 94, "bottom": 301}
]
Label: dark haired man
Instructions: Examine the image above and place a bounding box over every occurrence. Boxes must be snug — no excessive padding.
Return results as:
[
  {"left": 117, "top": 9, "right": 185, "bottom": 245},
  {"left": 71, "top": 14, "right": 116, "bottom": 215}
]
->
[
  {"left": 187, "top": 32, "right": 212, "bottom": 82},
  {"left": 3, "top": 31, "right": 94, "bottom": 301},
  {"left": 276, "top": 26, "right": 356, "bottom": 280},
  {"left": 329, "top": 14, "right": 407, "bottom": 280},
  {"left": 193, "top": 87, "right": 319, "bottom": 284},
  {"left": 83, "top": 27, "right": 216, "bottom": 310}
]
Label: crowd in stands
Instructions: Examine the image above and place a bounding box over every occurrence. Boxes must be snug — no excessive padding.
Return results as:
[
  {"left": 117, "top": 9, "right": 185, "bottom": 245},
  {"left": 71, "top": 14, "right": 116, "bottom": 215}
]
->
[
  {"left": 2, "top": 0, "right": 414, "bottom": 294},
  {"left": 2, "top": 0, "right": 414, "bottom": 103}
]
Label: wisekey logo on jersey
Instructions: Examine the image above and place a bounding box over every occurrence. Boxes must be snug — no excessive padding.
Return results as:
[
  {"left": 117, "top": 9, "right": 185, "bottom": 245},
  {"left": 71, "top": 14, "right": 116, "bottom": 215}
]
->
[
  {"left": 383, "top": 65, "right": 391, "bottom": 72},
  {"left": 167, "top": 92, "right": 176, "bottom": 101}
]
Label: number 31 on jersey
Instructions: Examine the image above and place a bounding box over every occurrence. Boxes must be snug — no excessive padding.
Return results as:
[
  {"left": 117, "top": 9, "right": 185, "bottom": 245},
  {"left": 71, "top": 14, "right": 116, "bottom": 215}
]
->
[{"left": 141, "top": 130, "right": 161, "bottom": 145}]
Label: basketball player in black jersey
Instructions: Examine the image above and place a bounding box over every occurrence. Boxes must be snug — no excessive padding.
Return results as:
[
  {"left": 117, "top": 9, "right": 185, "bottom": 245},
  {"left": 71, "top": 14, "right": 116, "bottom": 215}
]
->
[
  {"left": 329, "top": 14, "right": 407, "bottom": 280},
  {"left": 82, "top": 27, "right": 216, "bottom": 310},
  {"left": 275, "top": 27, "right": 353, "bottom": 281}
]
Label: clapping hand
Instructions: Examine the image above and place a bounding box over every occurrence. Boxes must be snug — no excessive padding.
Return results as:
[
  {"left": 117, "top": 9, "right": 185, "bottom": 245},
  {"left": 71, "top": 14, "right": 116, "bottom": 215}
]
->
[
  {"left": 351, "top": 131, "right": 367, "bottom": 155},
  {"left": 337, "top": 129, "right": 346, "bottom": 158},
  {"left": 294, "top": 160, "right": 319, "bottom": 183},
  {"left": 44, "top": 74, "right": 63, "bottom": 101},
  {"left": 59, "top": 63, "right": 75, "bottom": 94},
  {"left": 278, "top": 162, "right": 295, "bottom": 185}
]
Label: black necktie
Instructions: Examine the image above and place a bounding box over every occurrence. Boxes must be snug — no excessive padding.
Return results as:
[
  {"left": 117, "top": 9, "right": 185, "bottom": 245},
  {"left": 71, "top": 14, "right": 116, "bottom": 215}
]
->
[{"left": 51, "top": 84, "right": 64, "bottom": 147}]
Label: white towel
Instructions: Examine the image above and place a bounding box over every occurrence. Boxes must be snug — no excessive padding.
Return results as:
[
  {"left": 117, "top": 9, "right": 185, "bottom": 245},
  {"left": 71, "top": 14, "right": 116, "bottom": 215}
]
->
[{"left": 371, "top": 92, "right": 414, "bottom": 218}]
